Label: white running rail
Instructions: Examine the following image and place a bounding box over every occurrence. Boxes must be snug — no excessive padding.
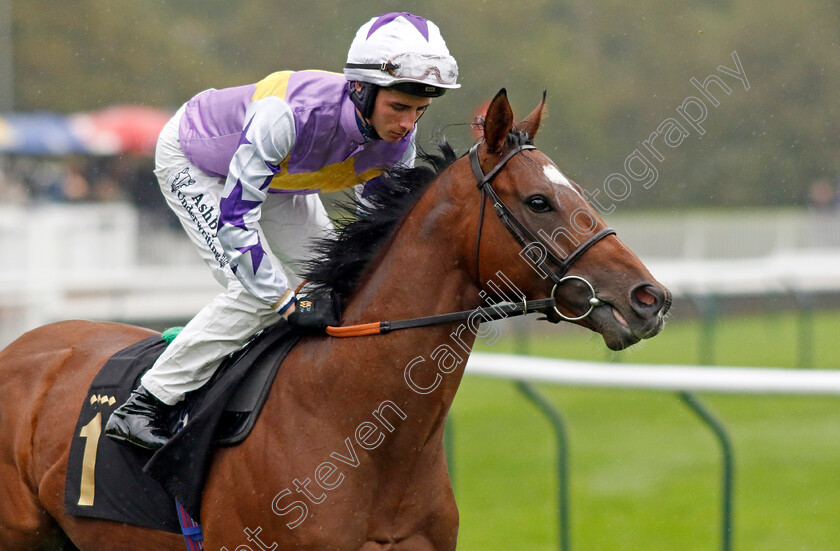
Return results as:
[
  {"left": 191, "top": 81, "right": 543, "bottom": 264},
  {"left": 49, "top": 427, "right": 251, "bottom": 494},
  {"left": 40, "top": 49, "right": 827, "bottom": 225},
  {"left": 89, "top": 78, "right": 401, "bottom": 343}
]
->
[{"left": 467, "top": 352, "right": 840, "bottom": 395}]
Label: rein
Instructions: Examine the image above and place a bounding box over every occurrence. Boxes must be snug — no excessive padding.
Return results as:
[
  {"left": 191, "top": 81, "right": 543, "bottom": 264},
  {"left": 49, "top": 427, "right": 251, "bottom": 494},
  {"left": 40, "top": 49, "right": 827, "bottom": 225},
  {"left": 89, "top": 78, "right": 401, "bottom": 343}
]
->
[
  {"left": 325, "top": 297, "right": 556, "bottom": 337},
  {"left": 324, "top": 141, "right": 615, "bottom": 338}
]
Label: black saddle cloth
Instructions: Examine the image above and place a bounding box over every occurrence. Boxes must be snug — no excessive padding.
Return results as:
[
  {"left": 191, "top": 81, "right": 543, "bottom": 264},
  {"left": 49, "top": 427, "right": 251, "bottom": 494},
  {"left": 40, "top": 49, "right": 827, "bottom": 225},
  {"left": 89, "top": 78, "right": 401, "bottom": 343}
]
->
[{"left": 64, "top": 322, "right": 301, "bottom": 529}]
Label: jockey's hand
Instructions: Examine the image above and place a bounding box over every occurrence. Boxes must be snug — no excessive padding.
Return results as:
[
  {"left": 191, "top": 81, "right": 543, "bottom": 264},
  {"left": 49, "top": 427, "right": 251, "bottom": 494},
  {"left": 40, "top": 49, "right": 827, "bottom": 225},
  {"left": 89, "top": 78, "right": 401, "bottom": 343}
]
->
[{"left": 286, "top": 293, "right": 341, "bottom": 333}]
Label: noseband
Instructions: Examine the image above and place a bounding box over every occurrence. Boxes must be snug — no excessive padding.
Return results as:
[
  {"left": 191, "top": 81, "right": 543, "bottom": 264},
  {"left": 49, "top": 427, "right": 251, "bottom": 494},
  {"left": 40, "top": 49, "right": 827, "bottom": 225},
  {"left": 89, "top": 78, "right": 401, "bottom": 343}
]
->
[{"left": 468, "top": 141, "right": 616, "bottom": 321}]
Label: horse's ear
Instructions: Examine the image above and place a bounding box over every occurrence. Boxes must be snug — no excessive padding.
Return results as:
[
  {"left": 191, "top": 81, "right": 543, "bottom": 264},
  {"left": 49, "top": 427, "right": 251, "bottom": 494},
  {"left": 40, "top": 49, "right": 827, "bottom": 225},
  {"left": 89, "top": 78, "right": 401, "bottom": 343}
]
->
[
  {"left": 483, "top": 88, "right": 514, "bottom": 154},
  {"left": 518, "top": 90, "right": 546, "bottom": 141}
]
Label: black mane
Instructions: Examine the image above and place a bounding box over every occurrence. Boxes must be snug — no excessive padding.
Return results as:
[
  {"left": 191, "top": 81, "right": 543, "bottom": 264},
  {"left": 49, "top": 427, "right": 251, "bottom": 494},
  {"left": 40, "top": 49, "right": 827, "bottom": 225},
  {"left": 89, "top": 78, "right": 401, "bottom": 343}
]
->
[{"left": 301, "top": 141, "right": 459, "bottom": 302}]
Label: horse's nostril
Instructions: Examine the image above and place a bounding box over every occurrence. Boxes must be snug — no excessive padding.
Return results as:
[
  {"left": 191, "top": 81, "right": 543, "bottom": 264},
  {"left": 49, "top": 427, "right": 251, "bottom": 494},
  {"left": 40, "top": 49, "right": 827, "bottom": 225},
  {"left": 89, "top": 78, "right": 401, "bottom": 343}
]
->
[
  {"left": 631, "top": 284, "right": 664, "bottom": 313},
  {"left": 634, "top": 287, "right": 656, "bottom": 307}
]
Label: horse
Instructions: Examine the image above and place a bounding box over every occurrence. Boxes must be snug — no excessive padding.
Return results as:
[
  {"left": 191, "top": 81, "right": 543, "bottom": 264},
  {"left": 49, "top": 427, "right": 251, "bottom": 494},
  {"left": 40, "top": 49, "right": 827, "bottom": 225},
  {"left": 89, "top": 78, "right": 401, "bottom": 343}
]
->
[{"left": 0, "top": 89, "right": 670, "bottom": 551}]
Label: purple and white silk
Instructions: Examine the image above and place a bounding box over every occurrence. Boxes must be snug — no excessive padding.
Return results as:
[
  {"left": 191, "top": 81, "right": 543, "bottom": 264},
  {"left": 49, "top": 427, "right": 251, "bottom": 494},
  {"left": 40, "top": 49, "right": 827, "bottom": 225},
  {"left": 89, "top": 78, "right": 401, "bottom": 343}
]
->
[{"left": 176, "top": 71, "right": 415, "bottom": 309}]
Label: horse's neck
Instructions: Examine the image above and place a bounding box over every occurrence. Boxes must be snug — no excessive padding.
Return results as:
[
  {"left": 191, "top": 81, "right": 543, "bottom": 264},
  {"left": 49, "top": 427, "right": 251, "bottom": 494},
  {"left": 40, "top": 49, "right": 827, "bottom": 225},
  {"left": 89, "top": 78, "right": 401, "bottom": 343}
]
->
[
  {"left": 260, "top": 175, "right": 478, "bottom": 470},
  {"left": 347, "top": 176, "right": 477, "bottom": 324},
  {"left": 338, "top": 176, "right": 480, "bottom": 404},
  {"left": 256, "top": 176, "right": 478, "bottom": 489}
]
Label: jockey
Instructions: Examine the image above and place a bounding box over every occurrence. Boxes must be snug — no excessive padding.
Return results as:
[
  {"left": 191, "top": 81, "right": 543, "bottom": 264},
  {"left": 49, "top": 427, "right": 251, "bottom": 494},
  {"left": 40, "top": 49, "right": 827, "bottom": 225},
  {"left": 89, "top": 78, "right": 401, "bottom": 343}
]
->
[{"left": 105, "top": 12, "right": 460, "bottom": 450}]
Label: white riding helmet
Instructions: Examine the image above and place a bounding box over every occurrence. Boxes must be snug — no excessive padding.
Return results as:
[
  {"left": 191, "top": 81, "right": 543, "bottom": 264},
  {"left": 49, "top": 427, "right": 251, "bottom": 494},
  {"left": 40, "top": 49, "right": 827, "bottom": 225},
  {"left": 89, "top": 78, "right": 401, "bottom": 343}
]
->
[{"left": 345, "top": 12, "right": 460, "bottom": 103}]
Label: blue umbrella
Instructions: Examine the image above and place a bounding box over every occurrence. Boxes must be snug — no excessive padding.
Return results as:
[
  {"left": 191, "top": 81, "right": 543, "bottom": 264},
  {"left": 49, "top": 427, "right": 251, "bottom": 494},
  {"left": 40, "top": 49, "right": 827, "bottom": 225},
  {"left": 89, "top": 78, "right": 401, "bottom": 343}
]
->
[{"left": 0, "top": 112, "right": 89, "bottom": 155}]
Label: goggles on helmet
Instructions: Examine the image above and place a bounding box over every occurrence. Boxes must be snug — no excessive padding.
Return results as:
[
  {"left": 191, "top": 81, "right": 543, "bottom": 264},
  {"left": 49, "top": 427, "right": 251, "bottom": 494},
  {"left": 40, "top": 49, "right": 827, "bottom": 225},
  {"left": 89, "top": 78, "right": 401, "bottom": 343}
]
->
[{"left": 345, "top": 52, "right": 459, "bottom": 88}]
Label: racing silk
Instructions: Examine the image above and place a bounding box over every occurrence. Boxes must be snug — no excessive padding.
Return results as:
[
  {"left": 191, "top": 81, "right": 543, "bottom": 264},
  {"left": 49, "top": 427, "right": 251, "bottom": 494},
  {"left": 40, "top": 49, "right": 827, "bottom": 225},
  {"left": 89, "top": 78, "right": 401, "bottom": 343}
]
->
[{"left": 177, "top": 70, "right": 415, "bottom": 309}]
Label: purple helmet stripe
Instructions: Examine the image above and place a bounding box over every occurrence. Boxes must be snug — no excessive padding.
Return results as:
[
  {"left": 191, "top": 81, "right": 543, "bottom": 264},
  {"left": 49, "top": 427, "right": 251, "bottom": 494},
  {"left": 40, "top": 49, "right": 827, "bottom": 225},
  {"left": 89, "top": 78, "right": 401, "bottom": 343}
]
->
[{"left": 367, "top": 12, "right": 429, "bottom": 41}]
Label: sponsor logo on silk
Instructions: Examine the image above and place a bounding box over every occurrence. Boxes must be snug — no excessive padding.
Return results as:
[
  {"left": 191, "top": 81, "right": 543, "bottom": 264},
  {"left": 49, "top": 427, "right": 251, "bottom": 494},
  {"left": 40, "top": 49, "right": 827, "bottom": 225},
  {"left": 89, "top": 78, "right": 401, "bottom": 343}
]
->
[{"left": 170, "top": 167, "right": 195, "bottom": 192}]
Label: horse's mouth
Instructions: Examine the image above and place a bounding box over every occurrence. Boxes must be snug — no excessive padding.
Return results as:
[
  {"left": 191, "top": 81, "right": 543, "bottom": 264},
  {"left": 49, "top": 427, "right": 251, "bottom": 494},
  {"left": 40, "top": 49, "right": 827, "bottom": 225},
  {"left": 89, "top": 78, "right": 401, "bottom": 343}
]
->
[
  {"left": 549, "top": 283, "right": 668, "bottom": 351},
  {"left": 611, "top": 305, "right": 630, "bottom": 329},
  {"left": 588, "top": 301, "right": 665, "bottom": 351}
]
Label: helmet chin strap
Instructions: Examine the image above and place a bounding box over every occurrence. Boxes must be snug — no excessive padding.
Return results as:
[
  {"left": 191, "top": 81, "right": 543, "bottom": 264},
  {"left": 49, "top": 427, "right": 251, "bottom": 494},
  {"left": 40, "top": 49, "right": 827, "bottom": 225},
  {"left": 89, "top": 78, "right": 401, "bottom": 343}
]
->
[
  {"left": 349, "top": 82, "right": 381, "bottom": 141},
  {"left": 349, "top": 82, "right": 378, "bottom": 119}
]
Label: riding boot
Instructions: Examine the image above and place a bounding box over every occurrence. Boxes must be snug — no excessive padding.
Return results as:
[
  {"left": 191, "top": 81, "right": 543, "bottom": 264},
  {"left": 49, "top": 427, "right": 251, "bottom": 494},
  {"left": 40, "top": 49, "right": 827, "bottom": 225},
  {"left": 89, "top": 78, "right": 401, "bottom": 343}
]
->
[{"left": 104, "top": 385, "right": 174, "bottom": 450}]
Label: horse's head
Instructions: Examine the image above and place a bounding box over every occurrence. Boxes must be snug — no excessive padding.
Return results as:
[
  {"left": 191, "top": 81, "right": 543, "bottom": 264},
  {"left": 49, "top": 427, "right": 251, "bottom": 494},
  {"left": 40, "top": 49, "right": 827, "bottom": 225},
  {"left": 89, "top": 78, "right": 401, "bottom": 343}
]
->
[{"left": 463, "top": 89, "right": 670, "bottom": 350}]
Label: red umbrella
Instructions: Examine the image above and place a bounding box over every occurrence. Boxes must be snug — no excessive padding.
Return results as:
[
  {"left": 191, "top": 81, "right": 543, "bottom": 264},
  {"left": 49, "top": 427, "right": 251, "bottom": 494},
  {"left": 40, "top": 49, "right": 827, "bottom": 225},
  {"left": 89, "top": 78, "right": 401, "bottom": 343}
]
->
[{"left": 83, "top": 105, "right": 172, "bottom": 156}]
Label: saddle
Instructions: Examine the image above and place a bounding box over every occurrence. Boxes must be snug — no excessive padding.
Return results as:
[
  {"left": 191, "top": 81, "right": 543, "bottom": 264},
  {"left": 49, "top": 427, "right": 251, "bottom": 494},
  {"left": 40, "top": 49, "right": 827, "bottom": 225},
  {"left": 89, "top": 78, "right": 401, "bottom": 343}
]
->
[{"left": 64, "top": 322, "right": 302, "bottom": 530}]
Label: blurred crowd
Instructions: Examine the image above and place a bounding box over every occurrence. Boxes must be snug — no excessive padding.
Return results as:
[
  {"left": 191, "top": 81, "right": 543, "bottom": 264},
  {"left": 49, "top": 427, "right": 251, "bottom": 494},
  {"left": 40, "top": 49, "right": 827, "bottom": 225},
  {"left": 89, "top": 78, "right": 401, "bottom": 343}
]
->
[{"left": 0, "top": 155, "right": 164, "bottom": 211}]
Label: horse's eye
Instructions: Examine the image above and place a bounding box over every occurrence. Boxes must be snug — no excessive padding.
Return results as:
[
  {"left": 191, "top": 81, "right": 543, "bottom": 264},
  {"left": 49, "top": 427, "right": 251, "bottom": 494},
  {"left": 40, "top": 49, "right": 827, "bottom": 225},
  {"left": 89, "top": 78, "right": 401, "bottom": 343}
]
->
[{"left": 526, "top": 195, "right": 553, "bottom": 213}]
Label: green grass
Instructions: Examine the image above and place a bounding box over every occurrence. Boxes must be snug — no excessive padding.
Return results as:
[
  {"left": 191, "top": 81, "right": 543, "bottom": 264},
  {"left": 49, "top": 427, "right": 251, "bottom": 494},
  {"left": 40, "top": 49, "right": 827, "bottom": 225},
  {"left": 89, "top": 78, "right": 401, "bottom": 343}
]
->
[{"left": 449, "top": 309, "right": 840, "bottom": 550}]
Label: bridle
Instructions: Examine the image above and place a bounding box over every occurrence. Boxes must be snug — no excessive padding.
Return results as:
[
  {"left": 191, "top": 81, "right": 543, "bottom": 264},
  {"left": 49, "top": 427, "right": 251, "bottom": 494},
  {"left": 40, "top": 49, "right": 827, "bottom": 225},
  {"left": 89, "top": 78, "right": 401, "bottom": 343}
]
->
[
  {"left": 469, "top": 140, "right": 616, "bottom": 321},
  {"left": 324, "top": 141, "right": 616, "bottom": 337}
]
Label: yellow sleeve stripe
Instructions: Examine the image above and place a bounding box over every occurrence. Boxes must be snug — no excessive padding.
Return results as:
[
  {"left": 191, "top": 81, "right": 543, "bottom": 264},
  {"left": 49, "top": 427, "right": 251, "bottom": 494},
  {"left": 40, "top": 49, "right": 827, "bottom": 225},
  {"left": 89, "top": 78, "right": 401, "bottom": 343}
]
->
[
  {"left": 268, "top": 157, "right": 383, "bottom": 194},
  {"left": 252, "top": 71, "right": 294, "bottom": 101},
  {"left": 251, "top": 70, "right": 343, "bottom": 101}
]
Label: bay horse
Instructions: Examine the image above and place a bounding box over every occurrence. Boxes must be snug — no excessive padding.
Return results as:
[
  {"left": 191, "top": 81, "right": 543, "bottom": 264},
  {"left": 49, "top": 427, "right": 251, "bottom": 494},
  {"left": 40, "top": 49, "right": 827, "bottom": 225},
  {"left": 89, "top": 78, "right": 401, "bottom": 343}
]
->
[{"left": 0, "top": 89, "right": 670, "bottom": 551}]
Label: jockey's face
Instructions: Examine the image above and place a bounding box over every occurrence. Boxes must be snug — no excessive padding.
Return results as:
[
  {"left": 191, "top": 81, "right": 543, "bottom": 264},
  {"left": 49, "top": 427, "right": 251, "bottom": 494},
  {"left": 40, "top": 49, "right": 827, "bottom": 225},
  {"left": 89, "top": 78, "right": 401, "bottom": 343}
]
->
[{"left": 367, "top": 87, "right": 432, "bottom": 142}]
